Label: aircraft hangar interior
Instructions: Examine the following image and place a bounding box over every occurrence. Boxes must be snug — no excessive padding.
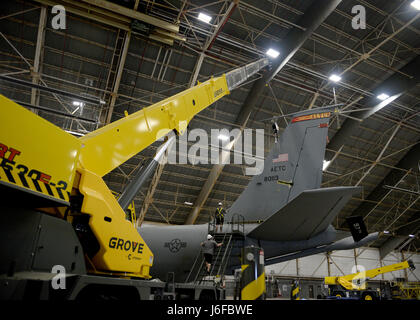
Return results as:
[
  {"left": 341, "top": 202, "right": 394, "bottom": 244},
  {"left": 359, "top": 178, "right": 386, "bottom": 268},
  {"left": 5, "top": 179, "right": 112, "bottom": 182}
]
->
[{"left": 1, "top": 0, "right": 420, "bottom": 305}]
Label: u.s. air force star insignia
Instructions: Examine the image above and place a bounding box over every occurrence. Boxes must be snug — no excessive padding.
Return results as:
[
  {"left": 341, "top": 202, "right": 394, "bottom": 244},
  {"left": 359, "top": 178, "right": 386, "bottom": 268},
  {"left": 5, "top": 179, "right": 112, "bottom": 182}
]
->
[{"left": 164, "top": 239, "right": 187, "bottom": 253}]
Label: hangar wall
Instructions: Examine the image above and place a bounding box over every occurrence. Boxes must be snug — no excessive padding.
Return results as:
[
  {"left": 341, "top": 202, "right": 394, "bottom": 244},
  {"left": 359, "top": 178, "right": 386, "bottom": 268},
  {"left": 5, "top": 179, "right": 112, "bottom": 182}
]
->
[{"left": 265, "top": 248, "right": 420, "bottom": 282}]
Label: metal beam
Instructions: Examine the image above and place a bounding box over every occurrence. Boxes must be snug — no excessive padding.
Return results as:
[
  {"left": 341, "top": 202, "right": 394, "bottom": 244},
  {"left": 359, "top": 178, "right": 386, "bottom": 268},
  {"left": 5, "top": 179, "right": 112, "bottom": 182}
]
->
[
  {"left": 354, "top": 123, "right": 401, "bottom": 186},
  {"left": 305, "top": 0, "right": 410, "bottom": 107},
  {"left": 33, "top": 0, "right": 183, "bottom": 45},
  {"left": 383, "top": 197, "right": 420, "bottom": 232},
  {"left": 188, "top": 1, "right": 238, "bottom": 88},
  {"left": 348, "top": 142, "right": 420, "bottom": 223},
  {"left": 12, "top": 100, "right": 96, "bottom": 124},
  {"left": 106, "top": 31, "right": 131, "bottom": 124},
  {"left": 80, "top": 0, "right": 179, "bottom": 33},
  {"left": 185, "top": 0, "right": 343, "bottom": 224},
  {"left": 189, "top": 52, "right": 205, "bottom": 88},
  {"left": 339, "top": 12, "right": 420, "bottom": 76},
  {"left": 326, "top": 55, "right": 420, "bottom": 160},
  {"left": 0, "top": 75, "right": 101, "bottom": 104},
  {"left": 33, "top": 0, "right": 130, "bottom": 31},
  {"left": 364, "top": 170, "right": 411, "bottom": 222},
  {"left": 379, "top": 216, "right": 420, "bottom": 258},
  {"left": 383, "top": 186, "right": 420, "bottom": 197},
  {"left": 31, "top": 6, "right": 47, "bottom": 109},
  {"left": 0, "top": 31, "right": 90, "bottom": 132}
]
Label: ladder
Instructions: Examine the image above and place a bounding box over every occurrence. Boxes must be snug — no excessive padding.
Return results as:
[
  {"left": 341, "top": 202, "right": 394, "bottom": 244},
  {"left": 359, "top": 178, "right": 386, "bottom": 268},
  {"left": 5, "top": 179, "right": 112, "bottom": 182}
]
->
[{"left": 185, "top": 214, "right": 245, "bottom": 284}]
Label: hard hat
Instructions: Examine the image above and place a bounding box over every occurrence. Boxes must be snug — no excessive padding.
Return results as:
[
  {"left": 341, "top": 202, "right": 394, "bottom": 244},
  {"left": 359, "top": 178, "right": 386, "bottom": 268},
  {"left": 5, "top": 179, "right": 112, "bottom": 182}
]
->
[
  {"left": 218, "top": 202, "right": 223, "bottom": 206},
  {"left": 207, "top": 234, "right": 213, "bottom": 240}
]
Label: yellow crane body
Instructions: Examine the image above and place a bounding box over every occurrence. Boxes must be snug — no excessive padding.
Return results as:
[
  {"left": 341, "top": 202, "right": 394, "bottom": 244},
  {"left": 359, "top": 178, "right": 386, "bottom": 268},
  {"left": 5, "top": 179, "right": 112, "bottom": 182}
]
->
[
  {"left": 325, "top": 260, "right": 415, "bottom": 291},
  {"left": 0, "top": 95, "right": 81, "bottom": 205}
]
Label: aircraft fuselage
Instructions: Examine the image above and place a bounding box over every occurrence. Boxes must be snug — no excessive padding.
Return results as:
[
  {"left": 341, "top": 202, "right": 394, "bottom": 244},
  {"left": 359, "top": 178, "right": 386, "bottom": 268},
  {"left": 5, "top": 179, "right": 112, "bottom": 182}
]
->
[{"left": 138, "top": 223, "right": 346, "bottom": 282}]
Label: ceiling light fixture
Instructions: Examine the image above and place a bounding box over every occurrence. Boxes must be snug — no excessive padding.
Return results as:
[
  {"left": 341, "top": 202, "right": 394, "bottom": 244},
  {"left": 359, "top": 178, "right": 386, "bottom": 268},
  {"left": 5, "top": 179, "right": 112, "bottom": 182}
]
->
[
  {"left": 377, "top": 93, "right": 390, "bottom": 101},
  {"left": 329, "top": 74, "right": 342, "bottom": 82},
  {"left": 72, "top": 101, "right": 85, "bottom": 107},
  {"left": 266, "top": 48, "right": 280, "bottom": 58},
  {"left": 198, "top": 12, "right": 212, "bottom": 24},
  {"left": 411, "top": 0, "right": 420, "bottom": 10}
]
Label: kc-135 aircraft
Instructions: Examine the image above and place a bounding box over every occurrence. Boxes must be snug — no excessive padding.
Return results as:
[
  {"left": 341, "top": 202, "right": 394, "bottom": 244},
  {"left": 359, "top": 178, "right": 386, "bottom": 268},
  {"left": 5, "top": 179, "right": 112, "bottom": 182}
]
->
[{"left": 138, "top": 108, "right": 380, "bottom": 282}]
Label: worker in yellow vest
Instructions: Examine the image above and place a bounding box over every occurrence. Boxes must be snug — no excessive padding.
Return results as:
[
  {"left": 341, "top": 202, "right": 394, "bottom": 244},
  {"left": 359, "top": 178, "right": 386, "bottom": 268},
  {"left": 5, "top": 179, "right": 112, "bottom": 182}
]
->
[{"left": 215, "top": 202, "right": 226, "bottom": 232}]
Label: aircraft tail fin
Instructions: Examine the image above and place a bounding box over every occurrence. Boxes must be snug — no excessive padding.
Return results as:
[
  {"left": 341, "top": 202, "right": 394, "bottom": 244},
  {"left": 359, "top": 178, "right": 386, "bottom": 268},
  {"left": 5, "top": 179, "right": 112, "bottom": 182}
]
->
[{"left": 228, "top": 109, "right": 333, "bottom": 222}]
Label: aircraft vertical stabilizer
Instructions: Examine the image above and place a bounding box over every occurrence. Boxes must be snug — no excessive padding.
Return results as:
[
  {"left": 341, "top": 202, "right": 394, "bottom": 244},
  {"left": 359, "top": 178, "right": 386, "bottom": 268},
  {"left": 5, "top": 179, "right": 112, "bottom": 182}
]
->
[{"left": 227, "top": 109, "right": 332, "bottom": 221}]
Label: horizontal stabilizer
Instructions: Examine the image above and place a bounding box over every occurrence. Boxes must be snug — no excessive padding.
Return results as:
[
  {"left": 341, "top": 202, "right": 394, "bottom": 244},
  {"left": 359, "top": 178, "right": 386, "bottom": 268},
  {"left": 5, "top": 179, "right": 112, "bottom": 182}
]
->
[
  {"left": 265, "top": 232, "right": 380, "bottom": 265},
  {"left": 247, "top": 187, "right": 361, "bottom": 241}
]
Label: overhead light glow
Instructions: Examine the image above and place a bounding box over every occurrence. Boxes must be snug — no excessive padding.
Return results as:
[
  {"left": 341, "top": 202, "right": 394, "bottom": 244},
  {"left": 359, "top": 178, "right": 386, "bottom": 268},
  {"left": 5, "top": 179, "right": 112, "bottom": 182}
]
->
[
  {"left": 329, "top": 74, "right": 342, "bottom": 82},
  {"left": 410, "top": 0, "right": 420, "bottom": 10},
  {"left": 65, "top": 130, "right": 85, "bottom": 137},
  {"left": 377, "top": 93, "right": 390, "bottom": 101},
  {"left": 72, "top": 101, "right": 85, "bottom": 107},
  {"left": 366, "top": 93, "right": 402, "bottom": 118},
  {"left": 408, "top": 234, "right": 415, "bottom": 238},
  {"left": 218, "top": 134, "right": 230, "bottom": 142},
  {"left": 184, "top": 201, "right": 193, "bottom": 206},
  {"left": 322, "top": 160, "right": 331, "bottom": 171},
  {"left": 198, "top": 12, "right": 212, "bottom": 24},
  {"left": 383, "top": 230, "right": 390, "bottom": 234},
  {"left": 266, "top": 48, "right": 280, "bottom": 58}
]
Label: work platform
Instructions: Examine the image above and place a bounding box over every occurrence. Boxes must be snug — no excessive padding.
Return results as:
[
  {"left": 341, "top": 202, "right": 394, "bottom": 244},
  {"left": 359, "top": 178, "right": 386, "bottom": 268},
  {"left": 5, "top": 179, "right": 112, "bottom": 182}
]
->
[{"left": 185, "top": 215, "right": 246, "bottom": 286}]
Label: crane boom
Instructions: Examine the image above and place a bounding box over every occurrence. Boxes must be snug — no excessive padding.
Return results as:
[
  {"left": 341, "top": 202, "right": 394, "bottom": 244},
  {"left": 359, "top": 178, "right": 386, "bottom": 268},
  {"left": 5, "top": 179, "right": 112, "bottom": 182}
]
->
[
  {"left": 78, "top": 58, "right": 268, "bottom": 177},
  {"left": 325, "top": 260, "right": 415, "bottom": 291}
]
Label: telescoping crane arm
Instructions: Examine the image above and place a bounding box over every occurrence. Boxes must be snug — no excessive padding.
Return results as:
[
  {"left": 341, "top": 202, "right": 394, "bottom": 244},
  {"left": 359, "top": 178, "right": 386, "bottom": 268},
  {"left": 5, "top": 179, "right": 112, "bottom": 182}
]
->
[
  {"left": 78, "top": 58, "right": 268, "bottom": 177},
  {"left": 325, "top": 260, "right": 415, "bottom": 291}
]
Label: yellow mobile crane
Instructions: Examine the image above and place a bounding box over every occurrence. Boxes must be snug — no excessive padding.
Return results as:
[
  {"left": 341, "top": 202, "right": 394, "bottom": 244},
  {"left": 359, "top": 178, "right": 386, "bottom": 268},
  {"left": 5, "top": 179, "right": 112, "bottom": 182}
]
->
[
  {"left": 0, "top": 58, "right": 268, "bottom": 300},
  {"left": 324, "top": 260, "right": 415, "bottom": 300}
]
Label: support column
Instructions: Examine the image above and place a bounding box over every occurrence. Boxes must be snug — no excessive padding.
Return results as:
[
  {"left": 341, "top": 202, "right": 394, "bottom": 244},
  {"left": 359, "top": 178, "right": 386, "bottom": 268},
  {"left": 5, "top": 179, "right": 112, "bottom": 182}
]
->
[
  {"left": 106, "top": 31, "right": 131, "bottom": 124},
  {"left": 353, "top": 248, "right": 358, "bottom": 269},
  {"left": 31, "top": 6, "right": 47, "bottom": 111},
  {"left": 401, "top": 251, "right": 408, "bottom": 281},
  {"left": 326, "top": 253, "right": 331, "bottom": 277}
]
